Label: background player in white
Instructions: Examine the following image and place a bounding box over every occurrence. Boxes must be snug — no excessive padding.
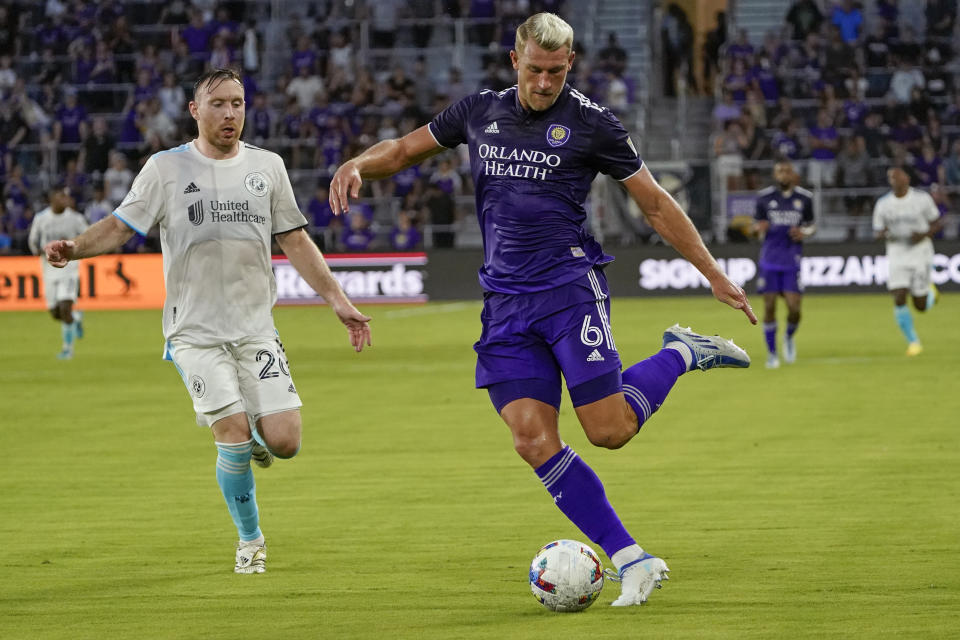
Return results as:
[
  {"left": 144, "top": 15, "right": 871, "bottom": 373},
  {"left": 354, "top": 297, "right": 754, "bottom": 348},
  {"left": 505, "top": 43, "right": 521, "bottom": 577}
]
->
[
  {"left": 44, "top": 69, "right": 372, "bottom": 573},
  {"left": 28, "top": 182, "right": 88, "bottom": 359},
  {"left": 872, "top": 167, "right": 943, "bottom": 356}
]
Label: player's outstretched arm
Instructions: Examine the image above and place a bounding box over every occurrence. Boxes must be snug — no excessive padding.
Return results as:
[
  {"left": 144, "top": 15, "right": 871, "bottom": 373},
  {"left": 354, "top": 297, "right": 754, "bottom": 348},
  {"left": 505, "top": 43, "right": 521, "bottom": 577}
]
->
[
  {"left": 275, "top": 228, "right": 372, "bottom": 352},
  {"left": 624, "top": 166, "right": 757, "bottom": 324},
  {"left": 329, "top": 125, "right": 444, "bottom": 216},
  {"left": 44, "top": 215, "right": 135, "bottom": 268}
]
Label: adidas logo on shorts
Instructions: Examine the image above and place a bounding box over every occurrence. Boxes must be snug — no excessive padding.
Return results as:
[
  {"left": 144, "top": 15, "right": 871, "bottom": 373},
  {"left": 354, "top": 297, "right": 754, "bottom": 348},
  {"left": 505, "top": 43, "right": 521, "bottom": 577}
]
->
[
  {"left": 587, "top": 349, "right": 605, "bottom": 362},
  {"left": 484, "top": 121, "right": 500, "bottom": 134},
  {"left": 288, "top": 383, "right": 297, "bottom": 393},
  {"left": 183, "top": 182, "right": 200, "bottom": 194}
]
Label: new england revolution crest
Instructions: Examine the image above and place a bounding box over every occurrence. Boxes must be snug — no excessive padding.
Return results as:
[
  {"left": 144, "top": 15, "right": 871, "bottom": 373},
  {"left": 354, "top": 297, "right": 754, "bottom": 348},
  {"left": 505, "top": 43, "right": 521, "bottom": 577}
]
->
[{"left": 244, "top": 172, "right": 269, "bottom": 197}]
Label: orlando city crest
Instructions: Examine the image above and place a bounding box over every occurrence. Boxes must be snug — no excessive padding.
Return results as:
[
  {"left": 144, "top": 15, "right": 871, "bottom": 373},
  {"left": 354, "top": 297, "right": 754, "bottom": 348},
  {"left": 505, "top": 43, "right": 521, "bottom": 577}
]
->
[
  {"left": 546, "top": 124, "right": 571, "bottom": 148},
  {"left": 244, "top": 171, "right": 268, "bottom": 197}
]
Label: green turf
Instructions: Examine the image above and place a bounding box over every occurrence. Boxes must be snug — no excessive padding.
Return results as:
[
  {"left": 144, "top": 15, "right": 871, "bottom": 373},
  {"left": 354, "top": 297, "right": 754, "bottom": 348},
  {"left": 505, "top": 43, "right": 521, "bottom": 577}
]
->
[{"left": 1, "top": 294, "right": 958, "bottom": 639}]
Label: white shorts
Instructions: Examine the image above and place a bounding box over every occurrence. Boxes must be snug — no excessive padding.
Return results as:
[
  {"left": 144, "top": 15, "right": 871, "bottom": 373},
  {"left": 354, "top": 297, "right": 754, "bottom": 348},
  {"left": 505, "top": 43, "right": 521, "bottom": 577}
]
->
[
  {"left": 166, "top": 336, "right": 303, "bottom": 427},
  {"left": 887, "top": 254, "right": 932, "bottom": 296},
  {"left": 44, "top": 273, "right": 79, "bottom": 308}
]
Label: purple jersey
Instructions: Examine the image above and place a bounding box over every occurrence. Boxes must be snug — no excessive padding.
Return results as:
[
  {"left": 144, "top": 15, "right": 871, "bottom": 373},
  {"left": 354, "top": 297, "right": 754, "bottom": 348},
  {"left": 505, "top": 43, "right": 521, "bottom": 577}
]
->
[
  {"left": 755, "top": 186, "right": 814, "bottom": 270},
  {"left": 428, "top": 84, "right": 642, "bottom": 294}
]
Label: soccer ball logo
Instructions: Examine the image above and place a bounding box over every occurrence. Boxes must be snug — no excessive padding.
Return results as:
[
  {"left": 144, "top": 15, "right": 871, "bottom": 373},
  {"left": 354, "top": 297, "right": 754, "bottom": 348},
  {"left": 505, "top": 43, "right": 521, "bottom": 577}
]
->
[{"left": 529, "top": 539, "right": 604, "bottom": 612}]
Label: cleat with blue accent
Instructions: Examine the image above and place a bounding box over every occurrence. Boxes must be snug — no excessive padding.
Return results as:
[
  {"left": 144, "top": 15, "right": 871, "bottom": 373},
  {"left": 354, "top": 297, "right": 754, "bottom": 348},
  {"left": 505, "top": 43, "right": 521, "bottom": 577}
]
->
[
  {"left": 608, "top": 553, "right": 670, "bottom": 606},
  {"left": 662, "top": 324, "right": 750, "bottom": 371}
]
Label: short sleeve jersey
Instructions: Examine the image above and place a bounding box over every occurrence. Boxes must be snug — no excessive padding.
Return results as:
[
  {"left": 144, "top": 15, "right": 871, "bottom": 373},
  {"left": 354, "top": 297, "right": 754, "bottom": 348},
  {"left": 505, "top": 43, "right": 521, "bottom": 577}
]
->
[
  {"left": 872, "top": 187, "right": 939, "bottom": 259},
  {"left": 28, "top": 206, "right": 88, "bottom": 281},
  {"left": 754, "top": 186, "right": 814, "bottom": 270},
  {"left": 428, "top": 84, "right": 643, "bottom": 294},
  {"left": 113, "top": 141, "right": 307, "bottom": 345}
]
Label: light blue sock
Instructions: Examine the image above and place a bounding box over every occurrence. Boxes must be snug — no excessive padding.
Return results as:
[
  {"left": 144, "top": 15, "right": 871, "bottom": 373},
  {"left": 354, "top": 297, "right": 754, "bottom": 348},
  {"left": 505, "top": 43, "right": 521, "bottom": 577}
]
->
[
  {"left": 926, "top": 288, "right": 936, "bottom": 310},
  {"left": 894, "top": 305, "right": 918, "bottom": 344},
  {"left": 215, "top": 440, "right": 262, "bottom": 541},
  {"left": 61, "top": 321, "right": 75, "bottom": 351}
]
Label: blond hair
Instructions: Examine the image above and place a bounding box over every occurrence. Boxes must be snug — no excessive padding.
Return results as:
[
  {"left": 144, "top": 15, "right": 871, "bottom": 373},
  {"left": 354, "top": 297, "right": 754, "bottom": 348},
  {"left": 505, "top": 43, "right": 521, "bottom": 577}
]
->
[{"left": 515, "top": 13, "right": 574, "bottom": 54}]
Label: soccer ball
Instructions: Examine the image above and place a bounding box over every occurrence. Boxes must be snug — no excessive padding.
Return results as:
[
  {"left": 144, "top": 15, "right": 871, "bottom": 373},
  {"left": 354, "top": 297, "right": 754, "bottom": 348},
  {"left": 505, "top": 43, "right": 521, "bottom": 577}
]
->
[{"left": 529, "top": 539, "right": 604, "bottom": 612}]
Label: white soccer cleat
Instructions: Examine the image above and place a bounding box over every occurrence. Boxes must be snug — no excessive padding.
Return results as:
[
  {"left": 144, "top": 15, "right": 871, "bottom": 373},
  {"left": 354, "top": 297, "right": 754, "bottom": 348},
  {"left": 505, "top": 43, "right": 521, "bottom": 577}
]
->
[
  {"left": 783, "top": 336, "right": 796, "bottom": 364},
  {"left": 251, "top": 442, "right": 274, "bottom": 469},
  {"left": 765, "top": 353, "right": 780, "bottom": 369},
  {"left": 662, "top": 324, "right": 750, "bottom": 371},
  {"left": 234, "top": 540, "right": 266, "bottom": 574},
  {"left": 609, "top": 553, "right": 670, "bottom": 606}
]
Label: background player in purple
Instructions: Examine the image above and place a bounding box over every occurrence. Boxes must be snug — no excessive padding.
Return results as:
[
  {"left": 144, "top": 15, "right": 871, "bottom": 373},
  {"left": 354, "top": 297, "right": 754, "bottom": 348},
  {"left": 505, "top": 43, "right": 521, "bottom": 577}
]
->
[
  {"left": 752, "top": 160, "right": 816, "bottom": 369},
  {"left": 329, "top": 13, "right": 757, "bottom": 608}
]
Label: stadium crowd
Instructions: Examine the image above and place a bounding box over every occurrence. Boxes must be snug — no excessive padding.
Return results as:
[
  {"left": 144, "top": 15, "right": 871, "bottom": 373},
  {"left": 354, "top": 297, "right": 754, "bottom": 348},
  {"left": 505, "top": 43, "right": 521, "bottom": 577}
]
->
[
  {"left": 0, "top": 0, "right": 649, "bottom": 255},
  {"left": 708, "top": 0, "right": 960, "bottom": 239}
]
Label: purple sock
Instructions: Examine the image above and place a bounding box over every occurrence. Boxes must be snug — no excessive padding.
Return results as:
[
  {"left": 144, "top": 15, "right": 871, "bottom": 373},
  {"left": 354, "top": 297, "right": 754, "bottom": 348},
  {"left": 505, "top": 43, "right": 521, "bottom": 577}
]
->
[
  {"left": 786, "top": 322, "right": 798, "bottom": 338},
  {"left": 620, "top": 349, "right": 684, "bottom": 430},
  {"left": 535, "top": 446, "right": 635, "bottom": 558},
  {"left": 764, "top": 321, "right": 777, "bottom": 354}
]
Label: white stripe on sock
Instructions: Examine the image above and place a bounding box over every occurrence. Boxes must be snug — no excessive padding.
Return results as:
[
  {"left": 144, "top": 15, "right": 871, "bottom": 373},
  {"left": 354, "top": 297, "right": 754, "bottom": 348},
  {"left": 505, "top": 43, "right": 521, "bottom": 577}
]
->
[
  {"left": 622, "top": 384, "right": 651, "bottom": 421},
  {"left": 540, "top": 447, "right": 578, "bottom": 491}
]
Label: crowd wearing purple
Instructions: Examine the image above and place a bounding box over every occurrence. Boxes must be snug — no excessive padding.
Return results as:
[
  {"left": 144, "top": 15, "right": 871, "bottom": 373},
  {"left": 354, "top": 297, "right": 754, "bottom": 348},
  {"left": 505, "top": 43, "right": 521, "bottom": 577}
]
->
[{"left": 0, "top": 0, "right": 645, "bottom": 255}]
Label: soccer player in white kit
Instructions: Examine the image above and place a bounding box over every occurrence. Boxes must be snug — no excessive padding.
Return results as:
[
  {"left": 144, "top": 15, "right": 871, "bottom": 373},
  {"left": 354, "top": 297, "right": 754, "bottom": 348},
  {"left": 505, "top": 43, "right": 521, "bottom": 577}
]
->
[
  {"left": 872, "top": 167, "right": 943, "bottom": 356},
  {"left": 45, "top": 69, "right": 372, "bottom": 573},
  {"left": 28, "top": 182, "right": 88, "bottom": 359}
]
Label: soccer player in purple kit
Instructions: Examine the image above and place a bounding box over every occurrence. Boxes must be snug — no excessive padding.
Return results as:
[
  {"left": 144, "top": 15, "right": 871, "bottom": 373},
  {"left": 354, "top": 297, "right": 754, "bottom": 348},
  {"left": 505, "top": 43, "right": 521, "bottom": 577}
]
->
[
  {"left": 753, "top": 160, "right": 815, "bottom": 369},
  {"left": 330, "top": 13, "right": 757, "bottom": 607}
]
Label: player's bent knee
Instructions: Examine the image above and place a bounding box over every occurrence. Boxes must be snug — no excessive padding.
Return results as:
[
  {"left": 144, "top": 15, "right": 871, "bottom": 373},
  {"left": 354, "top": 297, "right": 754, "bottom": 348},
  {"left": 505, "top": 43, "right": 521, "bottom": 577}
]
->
[{"left": 584, "top": 423, "right": 634, "bottom": 450}]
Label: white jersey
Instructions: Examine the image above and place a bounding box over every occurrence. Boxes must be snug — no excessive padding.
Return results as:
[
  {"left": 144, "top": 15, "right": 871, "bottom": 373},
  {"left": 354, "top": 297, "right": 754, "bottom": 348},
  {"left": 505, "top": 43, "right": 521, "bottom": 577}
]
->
[
  {"left": 872, "top": 187, "right": 939, "bottom": 263},
  {"left": 28, "top": 206, "right": 88, "bottom": 282},
  {"left": 114, "top": 141, "right": 307, "bottom": 345}
]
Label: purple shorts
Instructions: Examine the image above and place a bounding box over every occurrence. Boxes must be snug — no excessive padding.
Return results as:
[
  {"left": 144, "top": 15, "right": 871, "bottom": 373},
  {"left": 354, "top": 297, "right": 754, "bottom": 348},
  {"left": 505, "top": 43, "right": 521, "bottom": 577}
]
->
[
  {"left": 757, "top": 267, "right": 803, "bottom": 294},
  {"left": 474, "top": 268, "right": 623, "bottom": 402}
]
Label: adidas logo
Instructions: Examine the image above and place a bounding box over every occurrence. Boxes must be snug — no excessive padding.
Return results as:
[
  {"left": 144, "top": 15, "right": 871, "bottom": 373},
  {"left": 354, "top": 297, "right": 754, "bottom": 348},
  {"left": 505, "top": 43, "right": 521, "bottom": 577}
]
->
[
  {"left": 183, "top": 182, "right": 200, "bottom": 194},
  {"left": 586, "top": 349, "right": 604, "bottom": 362},
  {"left": 484, "top": 121, "right": 500, "bottom": 134},
  {"left": 288, "top": 383, "right": 297, "bottom": 393}
]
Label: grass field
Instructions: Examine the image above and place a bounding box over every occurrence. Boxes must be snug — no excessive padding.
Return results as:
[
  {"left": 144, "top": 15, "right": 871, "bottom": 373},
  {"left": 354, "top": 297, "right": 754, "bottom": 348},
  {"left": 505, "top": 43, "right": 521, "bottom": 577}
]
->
[{"left": 1, "top": 293, "right": 958, "bottom": 639}]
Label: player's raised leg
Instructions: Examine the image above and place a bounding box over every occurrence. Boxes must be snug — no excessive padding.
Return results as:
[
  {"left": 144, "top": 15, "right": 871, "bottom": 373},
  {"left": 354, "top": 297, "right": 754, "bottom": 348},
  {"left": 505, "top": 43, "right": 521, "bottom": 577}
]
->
[{"left": 211, "top": 412, "right": 266, "bottom": 574}]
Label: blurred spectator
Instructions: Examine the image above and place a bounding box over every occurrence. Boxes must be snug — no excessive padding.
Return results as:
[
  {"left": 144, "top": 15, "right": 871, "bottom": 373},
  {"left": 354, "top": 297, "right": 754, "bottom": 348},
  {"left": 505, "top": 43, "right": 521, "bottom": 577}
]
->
[
  {"left": 103, "top": 151, "right": 133, "bottom": 207},
  {"left": 142, "top": 97, "right": 178, "bottom": 147},
  {"left": 912, "top": 142, "right": 945, "bottom": 187},
  {"left": 857, "top": 110, "right": 889, "bottom": 159},
  {"left": 926, "top": 0, "right": 957, "bottom": 41},
  {"left": 327, "top": 30, "right": 354, "bottom": 81},
  {"left": 876, "top": 0, "right": 899, "bottom": 39},
  {"left": 246, "top": 92, "right": 273, "bottom": 144},
  {"left": 306, "top": 182, "right": 336, "bottom": 251},
  {"left": 442, "top": 67, "right": 472, "bottom": 105},
  {"left": 661, "top": 8, "right": 692, "bottom": 97},
  {"left": 242, "top": 20, "right": 260, "bottom": 73},
  {"left": 390, "top": 211, "right": 422, "bottom": 251},
  {"left": 889, "top": 113, "right": 923, "bottom": 156},
  {"left": 892, "top": 25, "right": 923, "bottom": 64},
  {"left": 0, "top": 5, "right": 20, "bottom": 57},
  {"left": 208, "top": 34, "right": 233, "bottom": 69},
  {"left": 370, "top": 0, "right": 402, "bottom": 49},
  {"left": 109, "top": 16, "right": 137, "bottom": 82},
  {"left": 429, "top": 157, "right": 463, "bottom": 196},
  {"left": 712, "top": 89, "right": 741, "bottom": 128},
  {"left": 287, "top": 64, "right": 325, "bottom": 110},
  {"left": 62, "top": 157, "right": 90, "bottom": 209},
  {"left": 807, "top": 109, "right": 839, "bottom": 186},
  {"left": 53, "top": 89, "right": 89, "bottom": 163},
  {"left": 181, "top": 9, "right": 212, "bottom": 57},
  {"left": 926, "top": 114, "right": 947, "bottom": 156},
  {"left": 291, "top": 35, "right": 317, "bottom": 76},
  {"left": 409, "top": 0, "right": 437, "bottom": 48},
  {"left": 830, "top": 0, "right": 862, "bottom": 44},
  {"left": 836, "top": 136, "right": 872, "bottom": 239},
  {"left": 159, "top": 0, "right": 190, "bottom": 25},
  {"left": 713, "top": 118, "right": 747, "bottom": 190},
  {"left": 741, "top": 111, "right": 768, "bottom": 189},
  {"left": 78, "top": 116, "right": 114, "bottom": 177},
  {"left": 863, "top": 22, "right": 891, "bottom": 97},
  {"left": 0, "top": 95, "right": 29, "bottom": 151},
  {"left": 158, "top": 72, "right": 187, "bottom": 123},
  {"left": 341, "top": 210, "right": 376, "bottom": 251},
  {"left": 749, "top": 55, "right": 780, "bottom": 105},
  {"left": 468, "top": 0, "right": 496, "bottom": 46},
  {"left": 888, "top": 60, "right": 925, "bottom": 104},
  {"left": 605, "top": 72, "right": 628, "bottom": 112},
  {"left": 822, "top": 26, "right": 856, "bottom": 90},
  {"left": 944, "top": 139, "right": 960, "bottom": 185},
  {"left": 0, "top": 54, "right": 16, "bottom": 93},
  {"left": 770, "top": 118, "right": 803, "bottom": 160},
  {"left": 785, "top": 0, "right": 823, "bottom": 41},
  {"left": 702, "top": 10, "right": 726, "bottom": 92},
  {"left": 599, "top": 32, "right": 628, "bottom": 77},
  {"left": 84, "top": 181, "right": 111, "bottom": 224},
  {"left": 280, "top": 96, "right": 307, "bottom": 169},
  {"left": 726, "top": 28, "right": 754, "bottom": 64},
  {"left": 423, "top": 182, "right": 455, "bottom": 248},
  {"left": 722, "top": 58, "right": 749, "bottom": 103}
]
